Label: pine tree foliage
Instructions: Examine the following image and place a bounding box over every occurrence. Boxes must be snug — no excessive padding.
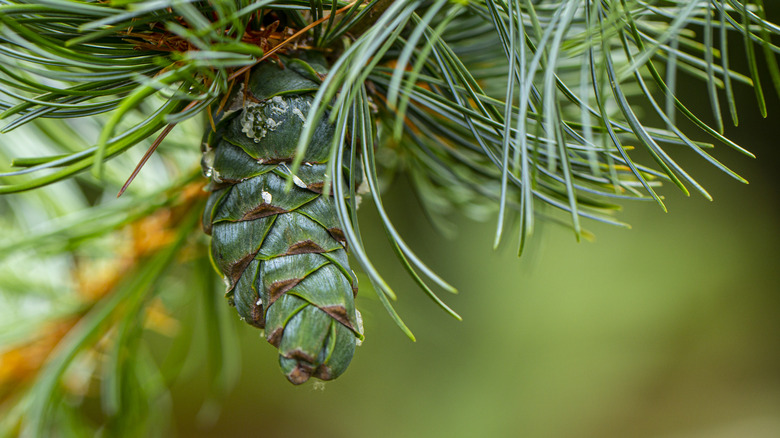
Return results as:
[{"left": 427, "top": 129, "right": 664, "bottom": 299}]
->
[{"left": 0, "top": 0, "right": 777, "bottom": 435}]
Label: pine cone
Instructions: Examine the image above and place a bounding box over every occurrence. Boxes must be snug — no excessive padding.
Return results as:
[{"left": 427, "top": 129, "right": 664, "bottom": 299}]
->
[{"left": 202, "top": 55, "right": 363, "bottom": 384}]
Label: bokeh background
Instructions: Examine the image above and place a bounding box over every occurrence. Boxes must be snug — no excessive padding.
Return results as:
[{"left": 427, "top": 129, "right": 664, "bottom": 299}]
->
[
  {"left": 169, "top": 79, "right": 780, "bottom": 437},
  {"left": 1, "top": 12, "right": 778, "bottom": 438}
]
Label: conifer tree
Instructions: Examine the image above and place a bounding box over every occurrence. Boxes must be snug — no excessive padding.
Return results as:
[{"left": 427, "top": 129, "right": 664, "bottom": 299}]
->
[{"left": 0, "top": 1, "right": 777, "bottom": 435}]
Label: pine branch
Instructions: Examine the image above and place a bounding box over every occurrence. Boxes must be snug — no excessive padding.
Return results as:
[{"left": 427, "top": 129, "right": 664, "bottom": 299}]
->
[{"left": 0, "top": 0, "right": 778, "bottom": 433}]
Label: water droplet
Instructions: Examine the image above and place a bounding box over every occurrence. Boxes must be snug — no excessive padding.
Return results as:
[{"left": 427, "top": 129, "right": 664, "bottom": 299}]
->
[{"left": 201, "top": 148, "right": 215, "bottom": 178}]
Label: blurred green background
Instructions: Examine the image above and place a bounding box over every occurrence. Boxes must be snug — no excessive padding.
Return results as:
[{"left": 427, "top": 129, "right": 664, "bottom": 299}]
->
[
  {"left": 169, "top": 93, "right": 780, "bottom": 437},
  {"left": 2, "top": 23, "right": 779, "bottom": 438},
  {"left": 1, "top": 80, "right": 776, "bottom": 438}
]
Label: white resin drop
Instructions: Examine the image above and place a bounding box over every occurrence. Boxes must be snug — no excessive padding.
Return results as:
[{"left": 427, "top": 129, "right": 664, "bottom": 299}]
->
[
  {"left": 240, "top": 100, "right": 286, "bottom": 142},
  {"left": 292, "top": 107, "right": 306, "bottom": 123},
  {"left": 292, "top": 175, "right": 307, "bottom": 188}
]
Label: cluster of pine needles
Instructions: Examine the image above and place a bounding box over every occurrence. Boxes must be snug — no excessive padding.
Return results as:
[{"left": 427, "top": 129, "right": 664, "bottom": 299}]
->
[{"left": 0, "top": 0, "right": 778, "bottom": 435}]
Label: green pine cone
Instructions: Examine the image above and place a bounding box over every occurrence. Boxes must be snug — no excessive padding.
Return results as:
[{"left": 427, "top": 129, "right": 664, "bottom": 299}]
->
[{"left": 201, "top": 55, "right": 363, "bottom": 384}]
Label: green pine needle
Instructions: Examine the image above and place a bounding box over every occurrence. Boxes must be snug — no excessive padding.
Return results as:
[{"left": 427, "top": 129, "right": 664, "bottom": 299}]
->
[{"left": 0, "top": 0, "right": 777, "bottom": 432}]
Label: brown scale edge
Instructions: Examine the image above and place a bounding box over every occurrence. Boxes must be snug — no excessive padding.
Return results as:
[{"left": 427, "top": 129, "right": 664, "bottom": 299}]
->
[
  {"left": 223, "top": 249, "right": 267, "bottom": 329},
  {"left": 266, "top": 327, "right": 284, "bottom": 347},
  {"left": 241, "top": 203, "right": 287, "bottom": 221},
  {"left": 225, "top": 252, "right": 257, "bottom": 293},
  {"left": 312, "top": 365, "right": 333, "bottom": 381},
  {"left": 267, "top": 277, "right": 303, "bottom": 306},
  {"left": 287, "top": 363, "right": 315, "bottom": 385},
  {"left": 327, "top": 227, "right": 347, "bottom": 248},
  {"left": 247, "top": 301, "right": 265, "bottom": 329},
  {"left": 305, "top": 181, "right": 324, "bottom": 193},
  {"left": 319, "top": 305, "right": 356, "bottom": 333},
  {"left": 284, "top": 240, "right": 325, "bottom": 256},
  {"left": 287, "top": 348, "right": 316, "bottom": 363}
]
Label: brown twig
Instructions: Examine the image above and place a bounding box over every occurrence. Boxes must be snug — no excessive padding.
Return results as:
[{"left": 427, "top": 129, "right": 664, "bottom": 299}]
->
[{"left": 228, "top": 0, "right": 360, "bottom": 81}]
